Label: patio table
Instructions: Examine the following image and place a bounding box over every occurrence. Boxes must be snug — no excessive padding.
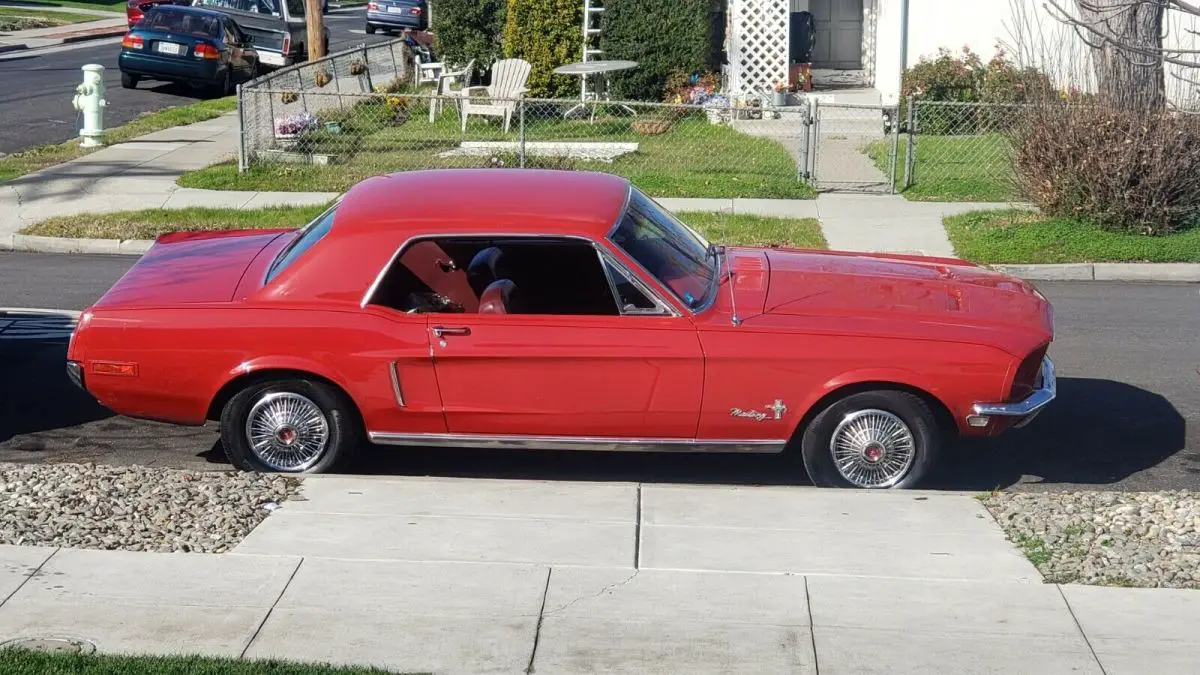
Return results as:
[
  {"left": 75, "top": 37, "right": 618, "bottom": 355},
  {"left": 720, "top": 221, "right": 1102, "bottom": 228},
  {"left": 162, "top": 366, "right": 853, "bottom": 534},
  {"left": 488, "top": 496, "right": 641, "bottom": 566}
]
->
[{"left": 553, "top": 60, "right": 638, "bottom": 121}]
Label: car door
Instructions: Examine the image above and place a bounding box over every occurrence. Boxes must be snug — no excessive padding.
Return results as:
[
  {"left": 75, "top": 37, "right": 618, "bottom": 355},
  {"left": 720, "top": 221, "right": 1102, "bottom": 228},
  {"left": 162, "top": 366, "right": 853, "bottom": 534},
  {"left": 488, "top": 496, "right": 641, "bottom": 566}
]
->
[
  {"left": 421, "top": 236, "right": 705, "bottom": 441},
  {"left": 222, "top": 18, "right": 254, "bottom": 80}
]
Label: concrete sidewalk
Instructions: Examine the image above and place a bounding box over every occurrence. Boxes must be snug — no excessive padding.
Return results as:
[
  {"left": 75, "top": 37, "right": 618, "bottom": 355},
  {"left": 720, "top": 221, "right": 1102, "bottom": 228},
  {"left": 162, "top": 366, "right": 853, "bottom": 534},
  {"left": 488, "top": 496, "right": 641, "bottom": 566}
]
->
[
  {"left": 0, "top": 9, "right": 127, "bottom": 52},
  {"left": 1, "top": 476, "right": 1197, "bottom": 674}
]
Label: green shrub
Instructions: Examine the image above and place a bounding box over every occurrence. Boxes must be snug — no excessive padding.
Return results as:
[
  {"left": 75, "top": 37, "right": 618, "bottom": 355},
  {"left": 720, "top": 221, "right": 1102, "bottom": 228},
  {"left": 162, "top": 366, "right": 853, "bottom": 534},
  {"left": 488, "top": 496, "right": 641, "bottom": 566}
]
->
[
  {"left": 903, "top": 47, "right": 1052, "bottom": 134},
  {"left": 502, "top": 0, "right": 580, "bottom": 98},
  {"left": 431, "top": 0, "right": 506, "bottom": 83},
  {"left": 600, "top": 0, "right": 715, "bottom": 101}
]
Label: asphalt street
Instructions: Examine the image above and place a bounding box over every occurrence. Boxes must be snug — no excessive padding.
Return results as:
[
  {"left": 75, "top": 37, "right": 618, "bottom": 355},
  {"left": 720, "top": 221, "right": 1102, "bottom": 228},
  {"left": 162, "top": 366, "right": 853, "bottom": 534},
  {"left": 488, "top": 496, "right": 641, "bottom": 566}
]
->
[
  {"left": 0, "top": 6, "right": 390, "bottom": 155},
  {"left": 1, "top": 250, "right": 1198, "bottom": 492}
]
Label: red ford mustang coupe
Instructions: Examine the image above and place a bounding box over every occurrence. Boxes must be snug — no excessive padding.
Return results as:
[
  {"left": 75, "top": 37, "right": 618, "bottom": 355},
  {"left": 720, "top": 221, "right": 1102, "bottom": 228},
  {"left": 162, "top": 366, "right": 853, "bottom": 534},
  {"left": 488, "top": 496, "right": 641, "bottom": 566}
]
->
[{"left": 67, "top": 169, "right": 1055, "bottom": 488}]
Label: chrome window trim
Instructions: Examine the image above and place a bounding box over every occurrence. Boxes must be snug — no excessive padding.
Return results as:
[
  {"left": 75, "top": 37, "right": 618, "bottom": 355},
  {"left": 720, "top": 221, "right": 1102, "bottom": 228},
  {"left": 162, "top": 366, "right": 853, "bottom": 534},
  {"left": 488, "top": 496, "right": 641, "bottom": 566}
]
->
[
  {"left": 360, "top": 231, "right": 681, "bottom": 317},
  {"left": 367, "top": 431, "right": 786, "bottom": 454},
  {"left": 263, "top": 196, "right": 343, "bottom": 287},
  {"left": 388, "top": 360, "right": 406, "bottom": 407},
  {"left": 972, "top": 356, "right": 1057, "bottom": 417},
  {"left": 593, "top": 245, "right": 676, "bottom": 317}
]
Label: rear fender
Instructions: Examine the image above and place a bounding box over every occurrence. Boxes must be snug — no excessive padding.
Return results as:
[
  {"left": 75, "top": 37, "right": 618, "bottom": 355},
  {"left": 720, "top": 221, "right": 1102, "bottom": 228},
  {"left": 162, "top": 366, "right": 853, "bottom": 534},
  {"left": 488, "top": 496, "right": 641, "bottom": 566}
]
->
[{"left": 208, "top": 356, "right": 355, "bottom": 418}]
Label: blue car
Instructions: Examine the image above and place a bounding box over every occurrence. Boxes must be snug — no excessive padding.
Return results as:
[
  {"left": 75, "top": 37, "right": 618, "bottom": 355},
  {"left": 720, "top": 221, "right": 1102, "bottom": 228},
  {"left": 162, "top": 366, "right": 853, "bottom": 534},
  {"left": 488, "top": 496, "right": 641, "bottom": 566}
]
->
[
  {"left": 118, "top": 5, "right": 260, "bottom": 95},
  {"left": 365, "top": 0, "right": 426, "bottom": 34}
]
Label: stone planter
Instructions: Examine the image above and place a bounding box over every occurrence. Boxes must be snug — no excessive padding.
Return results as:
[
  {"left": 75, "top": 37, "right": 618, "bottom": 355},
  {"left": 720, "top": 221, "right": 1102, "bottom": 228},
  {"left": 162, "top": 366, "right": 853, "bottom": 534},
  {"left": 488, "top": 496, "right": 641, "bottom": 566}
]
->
[{"left": 261, "top": 149, "right": 341, "bottom": 166}]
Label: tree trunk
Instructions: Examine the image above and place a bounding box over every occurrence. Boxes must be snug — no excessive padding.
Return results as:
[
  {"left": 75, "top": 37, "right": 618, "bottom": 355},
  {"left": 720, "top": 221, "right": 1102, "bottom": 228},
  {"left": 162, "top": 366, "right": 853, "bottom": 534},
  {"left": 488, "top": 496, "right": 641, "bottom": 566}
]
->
[{"left": 1076, "top": 0, "right": 1167, "bottom": 109}]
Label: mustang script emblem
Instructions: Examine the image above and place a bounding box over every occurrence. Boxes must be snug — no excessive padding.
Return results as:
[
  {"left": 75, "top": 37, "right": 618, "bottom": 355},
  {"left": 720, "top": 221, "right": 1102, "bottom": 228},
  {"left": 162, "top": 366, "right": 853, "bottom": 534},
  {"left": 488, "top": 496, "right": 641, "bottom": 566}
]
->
[{"left": 730, "top": 400, "right": 788, "bottom": 422}]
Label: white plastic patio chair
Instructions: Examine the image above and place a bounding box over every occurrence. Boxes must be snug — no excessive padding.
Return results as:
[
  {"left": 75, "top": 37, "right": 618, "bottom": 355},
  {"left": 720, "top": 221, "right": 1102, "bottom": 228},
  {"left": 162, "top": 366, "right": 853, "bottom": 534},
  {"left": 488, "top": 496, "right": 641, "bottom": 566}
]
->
[
  {"left": 430, "top": 58, "right": 475, "bottom": 123},
  {"left": 460, "top": 59, "right": 532, "bottom": 133}
]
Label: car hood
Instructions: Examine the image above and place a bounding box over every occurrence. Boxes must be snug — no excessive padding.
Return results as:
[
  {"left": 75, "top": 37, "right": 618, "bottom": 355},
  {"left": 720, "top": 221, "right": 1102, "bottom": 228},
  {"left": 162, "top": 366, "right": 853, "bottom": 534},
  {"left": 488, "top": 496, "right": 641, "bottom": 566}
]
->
[
  {"left": 728, "top": 247, "right": 1052, "bottom": 345},
  {"left": 91, "top": 229, "right": 291, "bottom": 310}
]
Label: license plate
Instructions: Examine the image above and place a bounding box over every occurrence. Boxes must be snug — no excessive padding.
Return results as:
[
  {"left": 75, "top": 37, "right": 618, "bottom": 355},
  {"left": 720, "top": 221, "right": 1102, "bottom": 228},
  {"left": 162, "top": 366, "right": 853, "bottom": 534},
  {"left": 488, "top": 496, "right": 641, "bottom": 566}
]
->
[
  {"left": 386, "top": 6, "right": 404, "bottom": 12},
  {"left": 258, "top": 51, "right": 285, "bottom": 66},
  {"left": 155, "top": 41, "right": 182, "bottom": 55}
]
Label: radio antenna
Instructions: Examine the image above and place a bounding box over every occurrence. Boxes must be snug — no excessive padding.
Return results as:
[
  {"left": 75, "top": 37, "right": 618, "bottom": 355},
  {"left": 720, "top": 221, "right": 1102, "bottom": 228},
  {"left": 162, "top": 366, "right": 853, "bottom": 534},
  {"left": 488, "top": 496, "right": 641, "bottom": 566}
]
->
[{"left": 718, "top": 206, "right": 741, "bottom": 327}]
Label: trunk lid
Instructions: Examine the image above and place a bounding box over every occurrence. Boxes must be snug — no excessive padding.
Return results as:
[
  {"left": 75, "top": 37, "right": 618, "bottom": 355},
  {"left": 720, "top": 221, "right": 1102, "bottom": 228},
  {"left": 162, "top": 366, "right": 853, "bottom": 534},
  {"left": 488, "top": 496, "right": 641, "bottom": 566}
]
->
[{"left": 91, "top": 230, "right": 291, "bottom": 310}]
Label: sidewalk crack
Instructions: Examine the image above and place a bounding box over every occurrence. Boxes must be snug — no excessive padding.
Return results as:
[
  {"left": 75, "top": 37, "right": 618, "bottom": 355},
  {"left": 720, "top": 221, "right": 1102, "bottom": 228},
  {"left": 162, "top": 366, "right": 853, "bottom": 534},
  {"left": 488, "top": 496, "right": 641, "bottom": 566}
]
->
[
  {"left": 0, "top": 547, "right": 59, "bottom": 609},
  {"left": 524, "top": 567, "right": 552, "bottom": 675},
  {"left": 541, "top": 570, "right": 639, "bottom": 617},
  {"left": 804, "top": 576, "right": 820, "bottom": 675},
  {"left": 240, "top": 557, "right": 304, "bottom": 659},
  {"left": 1057, "top": 584, "right": 1108, "bottom": 675}
]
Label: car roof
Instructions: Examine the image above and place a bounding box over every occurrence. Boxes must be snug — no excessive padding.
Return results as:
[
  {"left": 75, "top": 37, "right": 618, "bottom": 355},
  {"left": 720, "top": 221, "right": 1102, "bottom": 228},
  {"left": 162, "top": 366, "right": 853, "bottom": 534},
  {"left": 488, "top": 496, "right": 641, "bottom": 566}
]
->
[{"left": 333, "top": 169, "right": 633, "bottom": 240}]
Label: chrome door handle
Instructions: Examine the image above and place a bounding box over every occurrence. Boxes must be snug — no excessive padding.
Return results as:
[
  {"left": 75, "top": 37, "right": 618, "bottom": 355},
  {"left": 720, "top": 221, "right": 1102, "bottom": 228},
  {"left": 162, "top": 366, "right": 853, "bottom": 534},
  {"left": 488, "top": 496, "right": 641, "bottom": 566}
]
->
[{"left": 432, "top": 326, "right": 471, "bottom": 338}]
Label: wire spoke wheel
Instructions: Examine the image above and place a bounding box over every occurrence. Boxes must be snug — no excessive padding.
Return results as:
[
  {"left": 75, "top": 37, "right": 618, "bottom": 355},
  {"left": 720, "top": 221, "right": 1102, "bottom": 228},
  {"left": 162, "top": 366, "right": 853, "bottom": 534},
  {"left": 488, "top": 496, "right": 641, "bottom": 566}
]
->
[
  {"left": 829, "top": 409, "right": 917, "bottom": 488},
  {"left": 244, "top": 392, "right": 330, "bottom": 472}
]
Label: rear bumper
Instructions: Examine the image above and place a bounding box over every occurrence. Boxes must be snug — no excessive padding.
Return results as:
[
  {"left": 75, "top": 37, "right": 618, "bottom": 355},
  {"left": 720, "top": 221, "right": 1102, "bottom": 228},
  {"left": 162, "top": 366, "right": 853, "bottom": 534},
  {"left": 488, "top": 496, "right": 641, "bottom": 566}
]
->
[
  {"left": 366, "top": 10, "right": 423, "bottom": 28},
  {"left": 118, "top": 52, "right": 224, "bottom": 82},
  {"left": 969, "top": 356, "right": 1056, "bottom": 427},
  {"left": 67, "top": 360, "right": 85, "bottom": 392}
]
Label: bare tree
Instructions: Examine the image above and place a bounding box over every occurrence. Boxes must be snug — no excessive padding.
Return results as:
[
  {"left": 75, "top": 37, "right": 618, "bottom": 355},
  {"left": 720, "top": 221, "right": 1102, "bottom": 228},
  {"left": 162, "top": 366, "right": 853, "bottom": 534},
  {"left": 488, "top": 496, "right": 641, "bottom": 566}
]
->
[{"left": 1041, "top": 0, "right": 1200, "bottom": 108}]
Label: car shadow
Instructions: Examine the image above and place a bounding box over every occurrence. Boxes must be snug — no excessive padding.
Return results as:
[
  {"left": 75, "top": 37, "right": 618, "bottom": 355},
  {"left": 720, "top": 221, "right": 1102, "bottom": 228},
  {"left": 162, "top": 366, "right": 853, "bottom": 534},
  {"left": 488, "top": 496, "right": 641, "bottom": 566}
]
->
[
  {"left": 0, "top": 340, "right": 114, "bottom": 447},
  {"left": 349, "top": 377, "right": 1186, "bottom": 491},
  {"left": 929, "top": 377, "right": 1186, "bottom": 490}
]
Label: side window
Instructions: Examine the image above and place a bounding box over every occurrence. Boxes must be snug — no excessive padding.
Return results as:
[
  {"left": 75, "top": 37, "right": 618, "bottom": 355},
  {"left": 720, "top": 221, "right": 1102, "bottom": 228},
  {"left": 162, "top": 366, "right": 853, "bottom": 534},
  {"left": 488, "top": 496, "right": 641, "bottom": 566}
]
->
[
  {"left": 602, "top": 258, "right": 661, "bottom": 314},
  {"left": 367, "top": 236, "right": 622, "bottom": 316}
]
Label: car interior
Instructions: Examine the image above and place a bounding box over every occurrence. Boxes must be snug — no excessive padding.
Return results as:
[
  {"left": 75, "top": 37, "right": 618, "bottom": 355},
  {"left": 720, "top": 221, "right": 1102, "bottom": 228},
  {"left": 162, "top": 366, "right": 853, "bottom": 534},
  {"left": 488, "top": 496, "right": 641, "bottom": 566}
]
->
[{"left": 368, "top": 237, "right": 656, "bottom": 316}]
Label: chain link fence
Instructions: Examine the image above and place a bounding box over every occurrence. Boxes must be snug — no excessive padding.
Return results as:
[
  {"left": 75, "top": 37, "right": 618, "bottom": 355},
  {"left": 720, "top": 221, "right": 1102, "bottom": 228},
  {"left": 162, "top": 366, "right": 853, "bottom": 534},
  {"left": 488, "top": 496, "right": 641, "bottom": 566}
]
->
[
  {"left": 237, "top": 86, "right": 817, "bottom": 199},
  {"left": 237, "top": 38, "right": 414, "bottom": 170},
  {"left": 901, "top": 100, "right": 1023, "bottom": 200}
]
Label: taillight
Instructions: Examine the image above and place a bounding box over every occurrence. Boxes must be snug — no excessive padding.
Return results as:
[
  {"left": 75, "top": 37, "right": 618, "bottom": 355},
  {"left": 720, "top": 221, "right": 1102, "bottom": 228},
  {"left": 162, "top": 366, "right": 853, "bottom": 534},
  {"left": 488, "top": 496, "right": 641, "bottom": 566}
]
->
[
  {"left": 194, "top": 42, "right": 221, "bottom": 60},
  {"left": 122, "top": 33, "right": 143, "bottom": 49},
  {"left": 366, "top": 1, "right": 377, "bottom": 8},
  {"left": 410, "top": 6, "right": 421, "bottom": 13},
  {"left": 282, "top": 35, "right": 291, "bottom": 54}
]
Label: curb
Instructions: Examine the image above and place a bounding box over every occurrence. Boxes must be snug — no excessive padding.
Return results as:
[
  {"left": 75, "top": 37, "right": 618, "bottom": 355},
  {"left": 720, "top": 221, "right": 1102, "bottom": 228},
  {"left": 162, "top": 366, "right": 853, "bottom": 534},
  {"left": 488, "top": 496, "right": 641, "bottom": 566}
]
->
[
  {"left": 991, "top": 263, "right": 1200, "bottom": 283},
  {"left": 3, "top": 233, "right": 1198, "bottom": 282},
  {"left": 0, "top": 43, "right": 28, "bottom": 53}
]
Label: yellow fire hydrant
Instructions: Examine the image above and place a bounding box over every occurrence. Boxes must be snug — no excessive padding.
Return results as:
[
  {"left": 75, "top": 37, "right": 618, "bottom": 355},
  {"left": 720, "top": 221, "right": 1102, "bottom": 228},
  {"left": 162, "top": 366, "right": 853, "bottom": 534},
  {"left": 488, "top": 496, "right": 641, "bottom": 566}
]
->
[{"left": 72, "top": 64, "right": 107, "bottom": 148}]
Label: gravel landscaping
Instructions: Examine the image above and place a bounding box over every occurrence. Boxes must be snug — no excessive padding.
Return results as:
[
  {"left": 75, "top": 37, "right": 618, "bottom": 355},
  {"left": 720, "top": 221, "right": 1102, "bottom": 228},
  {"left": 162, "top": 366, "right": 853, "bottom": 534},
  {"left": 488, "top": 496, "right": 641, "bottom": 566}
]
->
[
  {"left": 986, "top": 491, "right": 1200, "bottom": 588},
  {"left": 0, "top": 463, "right": 300, "bottom": 554}
]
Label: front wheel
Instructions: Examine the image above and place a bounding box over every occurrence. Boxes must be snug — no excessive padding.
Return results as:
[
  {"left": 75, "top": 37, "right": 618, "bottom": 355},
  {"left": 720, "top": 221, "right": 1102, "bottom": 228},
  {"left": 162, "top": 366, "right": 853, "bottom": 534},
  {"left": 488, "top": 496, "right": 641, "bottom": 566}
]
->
[
  {"left": 220, "top": 378, "right": 361, "bottom": 473},
  {"left": 797, "top": 390, "right": 940, "bottom": 489}
]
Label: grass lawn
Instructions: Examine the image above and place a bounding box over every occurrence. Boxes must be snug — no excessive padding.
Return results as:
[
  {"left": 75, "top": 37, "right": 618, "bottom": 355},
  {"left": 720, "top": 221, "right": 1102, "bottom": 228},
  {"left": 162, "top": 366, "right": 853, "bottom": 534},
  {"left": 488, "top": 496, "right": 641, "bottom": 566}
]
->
[
  {"left": 0, "top": 649, "right": 399, "bottom": 674},
  {"left": 3, "top": 0, "right": 125, "bottom": 13},
  {"left": 180, "top": 101, "right": 816, "bottom": 200},
  {"left": 0, "top": 97, "right": 236, "bottom": 184},
  {"left": 24, "top": 205, "right": 828, "bottom": 250},
  {"left": 0, "top": 6, "right": 106, "bottom": 29},
  {"left": 866, "top": 134, "right": 1017, "bottom": 202},
  {"left": 944, "top": 209, "right": 1200, "bottom": 263}
]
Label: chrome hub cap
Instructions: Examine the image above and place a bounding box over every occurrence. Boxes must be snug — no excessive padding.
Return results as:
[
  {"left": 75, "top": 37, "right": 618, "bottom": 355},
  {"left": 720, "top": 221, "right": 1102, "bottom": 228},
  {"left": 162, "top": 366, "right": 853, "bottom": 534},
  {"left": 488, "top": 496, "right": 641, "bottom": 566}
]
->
[
  {"left": 245, "top": 392, "right": 329, "bottom": 472},
  {"left": 829, "top": 409, "right": 917, "bottom": 488}
]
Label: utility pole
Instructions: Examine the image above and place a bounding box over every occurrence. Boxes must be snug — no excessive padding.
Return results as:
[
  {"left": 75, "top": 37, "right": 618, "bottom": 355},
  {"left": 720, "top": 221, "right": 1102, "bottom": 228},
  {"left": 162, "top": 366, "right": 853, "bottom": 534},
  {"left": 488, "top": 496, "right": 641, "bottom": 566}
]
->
[{"left": 306, "top": 0, "right": 325, "bottom": 62}]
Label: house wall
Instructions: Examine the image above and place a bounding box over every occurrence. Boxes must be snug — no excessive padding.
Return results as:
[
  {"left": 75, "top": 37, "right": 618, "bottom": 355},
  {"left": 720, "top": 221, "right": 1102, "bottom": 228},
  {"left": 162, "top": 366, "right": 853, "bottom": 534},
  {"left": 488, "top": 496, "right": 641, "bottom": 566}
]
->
[{"left": 873, "top": 0, "right": 1200, "bottom": 108}]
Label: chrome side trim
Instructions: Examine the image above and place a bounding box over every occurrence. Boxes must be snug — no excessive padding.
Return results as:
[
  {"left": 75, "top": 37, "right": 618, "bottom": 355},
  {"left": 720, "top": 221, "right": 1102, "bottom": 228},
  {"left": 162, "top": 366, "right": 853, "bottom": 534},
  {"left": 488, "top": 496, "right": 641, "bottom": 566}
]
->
[
  {"left": 388, "top": 361, "right": 405, "bottom": 407},
  {"left": 973, "top": 356, "right": 1056, "bottom": 417},
  {"left": 367, "top": 432, "right": 787, "bottom": 454}
]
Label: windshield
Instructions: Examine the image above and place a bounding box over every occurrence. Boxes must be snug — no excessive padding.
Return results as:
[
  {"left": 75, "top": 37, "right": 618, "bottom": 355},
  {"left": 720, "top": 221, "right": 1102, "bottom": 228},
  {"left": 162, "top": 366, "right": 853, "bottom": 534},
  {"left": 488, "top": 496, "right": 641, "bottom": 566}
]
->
[
  {"left": 608, "top": 189, "right": 716, "bottom": 311},
  {"left": 265, "top": 204, "right": 337, "bottom": 283}
]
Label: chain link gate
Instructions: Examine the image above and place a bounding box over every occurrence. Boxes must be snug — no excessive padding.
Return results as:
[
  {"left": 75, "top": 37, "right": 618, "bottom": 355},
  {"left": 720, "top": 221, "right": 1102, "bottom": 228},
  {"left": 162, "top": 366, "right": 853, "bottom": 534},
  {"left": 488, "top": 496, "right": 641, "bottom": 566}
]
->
[{"left": 803, "top": 100, "right": 900, "bottom": 194}]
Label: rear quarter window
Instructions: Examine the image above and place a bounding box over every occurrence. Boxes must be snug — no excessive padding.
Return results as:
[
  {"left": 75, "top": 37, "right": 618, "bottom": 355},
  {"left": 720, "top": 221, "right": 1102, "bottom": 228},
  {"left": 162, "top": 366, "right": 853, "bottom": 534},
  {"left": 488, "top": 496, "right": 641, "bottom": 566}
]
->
[{"left": 265, "top": 206, "right": 337, "bottom": 283}]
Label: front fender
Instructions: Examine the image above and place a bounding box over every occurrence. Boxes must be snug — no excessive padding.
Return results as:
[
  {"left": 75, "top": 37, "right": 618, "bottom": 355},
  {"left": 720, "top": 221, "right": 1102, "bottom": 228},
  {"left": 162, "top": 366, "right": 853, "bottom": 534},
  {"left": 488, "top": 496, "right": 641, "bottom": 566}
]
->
[{"left": 795, "top": 366, "right": 957, "bottom": 423}]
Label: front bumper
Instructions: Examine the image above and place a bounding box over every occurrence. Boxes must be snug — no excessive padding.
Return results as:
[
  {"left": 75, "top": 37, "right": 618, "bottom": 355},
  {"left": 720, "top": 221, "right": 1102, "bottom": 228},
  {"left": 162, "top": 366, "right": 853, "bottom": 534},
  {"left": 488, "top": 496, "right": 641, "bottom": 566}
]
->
[{"left": 970, "top": 356, "right": 1056, "bottom": 427}]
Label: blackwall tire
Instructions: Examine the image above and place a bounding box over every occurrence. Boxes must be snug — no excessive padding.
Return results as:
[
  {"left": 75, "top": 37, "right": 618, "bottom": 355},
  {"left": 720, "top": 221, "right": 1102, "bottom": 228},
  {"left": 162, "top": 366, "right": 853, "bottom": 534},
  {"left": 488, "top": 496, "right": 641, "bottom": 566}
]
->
[
  {"left": 220, "top": 378, "right": 361, "bottom": 474},
  {"left": 798, "top": 390, "right": 940, "bottom": 489}
]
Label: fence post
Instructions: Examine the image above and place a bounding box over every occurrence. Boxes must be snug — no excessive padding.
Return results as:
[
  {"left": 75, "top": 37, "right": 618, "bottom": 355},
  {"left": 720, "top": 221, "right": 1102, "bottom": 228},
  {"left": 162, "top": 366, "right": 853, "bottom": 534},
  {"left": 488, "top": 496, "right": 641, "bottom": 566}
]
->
[
  {"left": 887, "top": 104, "right": 900, "bottom": 194},
  {"left": 904, "top": 95, "right": 916, "bottom": 190},
  {"left": 809, "top": 98, "right": 820, "bottom": 184},
  {"left": 236, "top": 83, "right": 248, "bottom": 172},
  {"left": 518, "top": 97, "right": 526, "bottom": 168},
  {"left": 800, "top": 105, "right": 811, "bottom": 180}
]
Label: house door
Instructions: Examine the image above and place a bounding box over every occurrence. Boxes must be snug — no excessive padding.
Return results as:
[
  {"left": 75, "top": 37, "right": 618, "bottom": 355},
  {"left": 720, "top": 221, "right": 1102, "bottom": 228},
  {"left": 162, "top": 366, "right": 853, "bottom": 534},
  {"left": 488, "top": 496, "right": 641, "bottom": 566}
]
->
[{"left": 810, "top": 0, "right": 863, "bottom": 70}]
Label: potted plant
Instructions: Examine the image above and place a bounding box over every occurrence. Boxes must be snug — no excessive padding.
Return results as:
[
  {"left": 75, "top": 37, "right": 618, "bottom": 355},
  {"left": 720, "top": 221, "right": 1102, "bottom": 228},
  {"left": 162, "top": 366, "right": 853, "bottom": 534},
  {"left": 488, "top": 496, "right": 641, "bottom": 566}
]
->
[
  {"left": 314, "top": 68, "right": 332, "bottom": 88},
  {"left": 772, "top": 81, "right": 789, "bottom": 107},
  {"left": 349, "top": 59, "right": 367, "bottom": 76}
]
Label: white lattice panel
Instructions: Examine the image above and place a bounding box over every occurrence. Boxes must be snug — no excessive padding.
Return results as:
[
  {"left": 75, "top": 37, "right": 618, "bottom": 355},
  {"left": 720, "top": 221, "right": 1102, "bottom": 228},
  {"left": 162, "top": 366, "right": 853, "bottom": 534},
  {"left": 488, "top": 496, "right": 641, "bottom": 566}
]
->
[{"left": 728, "top": 0, "right": 788, "bottom": 96}]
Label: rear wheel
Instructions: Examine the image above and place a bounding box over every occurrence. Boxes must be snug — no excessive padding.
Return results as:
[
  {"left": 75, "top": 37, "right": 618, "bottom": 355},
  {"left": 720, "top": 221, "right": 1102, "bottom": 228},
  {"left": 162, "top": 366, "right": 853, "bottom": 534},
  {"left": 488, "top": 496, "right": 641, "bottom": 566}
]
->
[
  {"left": 219, "top": 378, "right": 361, "bottom": 473},
  {"left": 121, "top": 72, "right": 138, "bottom": 89},
  {"left": 365, "top": 23, "right": 375, "bottom": 34},
  {"left": 797, "top": 390, "right": 940, "bottom": 489}
]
